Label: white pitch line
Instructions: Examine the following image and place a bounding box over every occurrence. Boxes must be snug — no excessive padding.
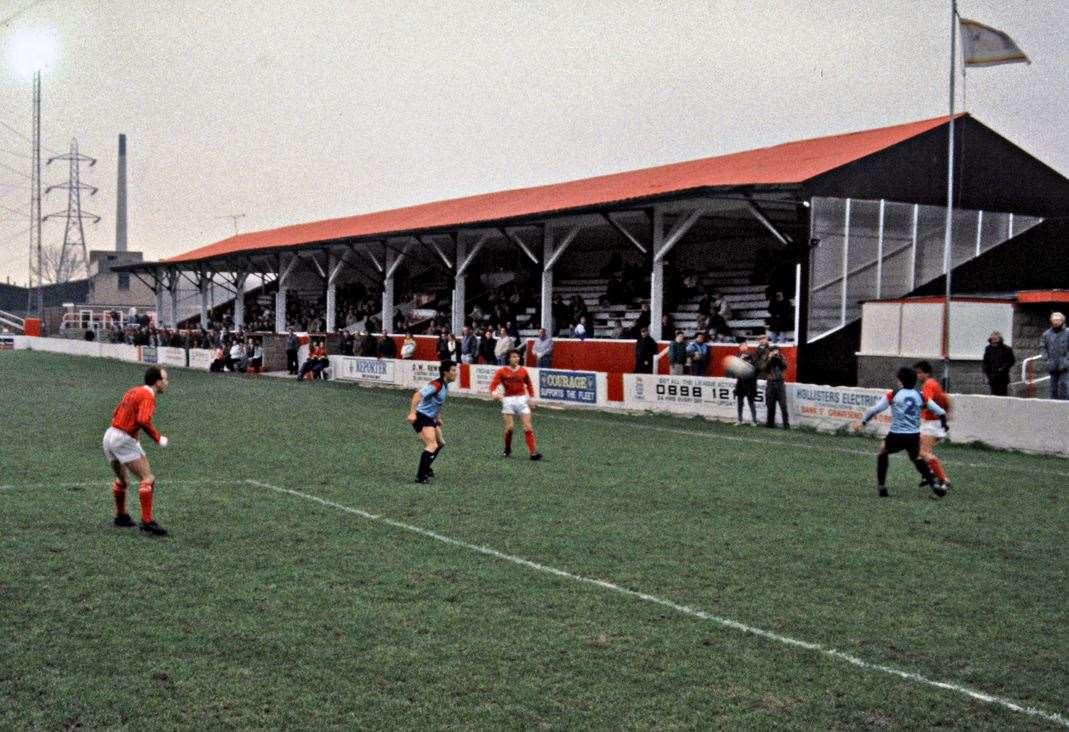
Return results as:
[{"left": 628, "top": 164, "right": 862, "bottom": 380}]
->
[
  {"left": 540, "top": 413, "right": 1069, "bottom": 480},
  {"left": 245, "top": 478, "right": 1068, "bottom": 728}
]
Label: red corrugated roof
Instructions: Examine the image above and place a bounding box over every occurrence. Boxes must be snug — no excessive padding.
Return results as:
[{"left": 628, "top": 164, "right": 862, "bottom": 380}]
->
[{"left": 166, "top": 114, "right": 959, "bottom": 263}]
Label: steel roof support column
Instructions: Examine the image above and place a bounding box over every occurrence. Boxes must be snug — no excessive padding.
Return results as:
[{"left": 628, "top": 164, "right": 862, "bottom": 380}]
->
[
  {"left": 452, "top": 238, "right": 466, "bottom": 335},
  {"left": 382, "top": 247, "right": 396, "bottom": 335},
  {"left": 167, "top": 271, "right": 179, "bottom": 329},
  {"left": 233, "top": 269, "right": 249, "bottom": 329},
  {"left": 198, "top": 272, "right": 212, "bottom": 329},
  {"left": 153, "top": 270, "right": 164, "bottom": 328},
  {"left": 649, "top": 207, "right": 665, "bottom": 340},
  {"left": 275, "top": 254, "right": 298, "bottom": 334},
  {"left": 325, "top": 253, "right": 340, "bottom": 333}
]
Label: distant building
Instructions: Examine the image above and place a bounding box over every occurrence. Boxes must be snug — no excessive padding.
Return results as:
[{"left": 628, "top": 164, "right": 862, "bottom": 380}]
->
[{"left": 86, "top": 250, "right": 154, "bottom": 307}]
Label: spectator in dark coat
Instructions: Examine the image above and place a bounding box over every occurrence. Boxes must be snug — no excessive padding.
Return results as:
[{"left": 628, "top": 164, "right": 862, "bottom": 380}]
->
[
  {"left": 766, "top": 291, "right": 793, "bottom": 343},
  {"left": 634, "top": 327, "right": 658, "bottom": 374},
  {"left": 377, "top": 333, "right": 397, "bottom": 359},
  {"left": 758, "top": 339, "right": 790, "bottom": 429},
  {"left": 479, "top": 327, "right": 497, "bottom": 364},
  {"left": 359, "top": 331, "right": 377, "bottom": 357},
  {"left": 981, "top": 331, "right": 1016, "bottom": 396}
]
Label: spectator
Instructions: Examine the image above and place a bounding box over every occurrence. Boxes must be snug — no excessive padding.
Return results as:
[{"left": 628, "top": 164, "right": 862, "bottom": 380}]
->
[
  {"left": 766, "top": 291, "right": 794, "bottom": 343},
  {"left": 634, "top": 326, "right": 658, "bottom": 374},
  {"left": 444, "top": 332, "right": 459, "bottom": 362},
  {"left": 401, "top": 331, "right": 417, "bottom": 360},
  {"left": 494, "top": 326, "right": 514, "bottom": 365},
  {"left": 210, "top": 344, "right": 225, "bottom": 372},
  {"left": 377, "top": 333, "right": 397, "bottom": 359},
  {"left": 248, "top": 339, "right": 263, "bottom": 372},
  {"left": 436, "top": 331, "right": 451, "bottom": 361},
  {"left": 686, "top": 332, "right": 709, "bottom": 376},
  {"left": 228, "top": 340, "right": 246, "bottom": 373},
  {"left": 660, "top": 313, "right": 674, "bottom": 338},
  {"left": 359, "top": 330, "right": 377, "bottom": 357},
  {"left": 285, "top": 329, "right": 299, "bottom": 375},
  {"left": 733, "top": 344, "right": 759, "bottom": 425},
  {"left": 982, "top": 331, "right": 1016, "bottom": 396},
  {"left": 459, "top": 326, "right": 478, "bottom": 365},
  {"left": 339, "top": 330, "right": 355, "bottom": 356},
  {"left": 758, "top": 339, "right": 790, "bottom": 429},
  {"left": 298, "top": 340, "right": 327, "bottom": 380},
  {"left": 608, "top": 320, "right": 624, "bottom": 340},
  {"left": 1041, "top": 311, "right": 1069, "bottom": 400},
  {"left": 533, "top": 328, "right": 553, "bottom": 369},
  {"left": 479, "top": 327, "right": 497, "bottom": 364},
  {"left": 634, "top": 303, "right": 651, "bottom": 334},
  {"left": 668, "top": 330, "right": 688, "bottom": 375},
  {"left": 573, "top": 316, "right": 587, "bottom": 341}
]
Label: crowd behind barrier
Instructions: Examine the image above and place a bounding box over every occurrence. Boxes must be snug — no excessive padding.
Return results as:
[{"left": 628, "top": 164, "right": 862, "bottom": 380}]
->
[{"left": 3, "top": 335, "right": 1067, "bottom": 457}]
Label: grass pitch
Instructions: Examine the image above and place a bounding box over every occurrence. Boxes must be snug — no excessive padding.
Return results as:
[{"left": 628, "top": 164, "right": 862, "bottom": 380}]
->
[{"left": 1, "top": 351, "right": 1067, "bottom": 729}]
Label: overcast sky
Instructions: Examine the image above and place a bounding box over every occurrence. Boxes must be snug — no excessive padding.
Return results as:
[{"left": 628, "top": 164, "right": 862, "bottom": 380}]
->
[{"left": 0, "top": 0, "right": 1065, "bottom": 284}]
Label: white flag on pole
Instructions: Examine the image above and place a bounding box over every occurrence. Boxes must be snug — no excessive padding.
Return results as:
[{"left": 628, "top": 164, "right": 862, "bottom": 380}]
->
[{"left": 958, "top": 18, "right": 1030, "bottom": 67}]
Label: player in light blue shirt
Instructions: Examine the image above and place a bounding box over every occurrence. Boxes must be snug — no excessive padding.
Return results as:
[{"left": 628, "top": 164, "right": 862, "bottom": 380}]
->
[
  {"left": 853, "top": 367, "right": 948, "bottom": 499},
  {"left": 406, "top": 360, "right": 457, "bottom": 484}
]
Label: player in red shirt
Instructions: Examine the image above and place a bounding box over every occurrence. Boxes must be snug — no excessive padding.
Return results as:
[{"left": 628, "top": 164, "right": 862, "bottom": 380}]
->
[
  {"left": 102, "top": 366, "right": 170, "bottom": 535},
  {"left": 489, "top": 349, "right": 542, "bottom": 460},
  {"left": 914, "top": 361, "right": 951, "bottom": 489}
]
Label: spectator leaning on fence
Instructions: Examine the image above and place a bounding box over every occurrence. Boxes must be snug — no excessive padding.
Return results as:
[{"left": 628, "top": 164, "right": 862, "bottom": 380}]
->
[
  {"left": 401, "top": 332, "right": 417, "bottom": 360},
  {"left": 460, "top": 326, "right": 478, "bottom": 365},
  {"left": 533, "top": 328, "right": 553, "bottom": 369},
  {"left": 1041, "top": 311, "right": 1069, "bottom": 400},
  {"left": 494, "top": 326, "right": 514, "bottom": 365},
  {"left": 686, "top": 331, "right": 709, "bottom": 376},
  {"left": 479, "top": 327, "right": 497, "bottom": 364},
  {"left": 667, "top": 330, "right": 688, "bottom": 375},
  {"left": 982, "top": 331, "right": 1016, "bottom": 397}
]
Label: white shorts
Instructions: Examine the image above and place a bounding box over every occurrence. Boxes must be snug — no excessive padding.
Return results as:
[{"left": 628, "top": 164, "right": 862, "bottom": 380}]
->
[
  {"left": 920, "top": 420, "right": 946, "bottom": 439},
  {"left": 501, "top": 395, "right": 531, "bottom": 416},
  {"left": 102, "top": 426, "right": 145, "bottom": 464}
]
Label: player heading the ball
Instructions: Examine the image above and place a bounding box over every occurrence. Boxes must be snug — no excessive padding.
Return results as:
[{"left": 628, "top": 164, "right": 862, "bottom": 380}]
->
[
  {"left": 489, "top": 349, "right": 542, "bottom": 461},
  {"left": 102, "top": 366, "right": 170, "bottom": 536},
  {"left": 406, "top": 360, "right": 457, "bottom": 484}
]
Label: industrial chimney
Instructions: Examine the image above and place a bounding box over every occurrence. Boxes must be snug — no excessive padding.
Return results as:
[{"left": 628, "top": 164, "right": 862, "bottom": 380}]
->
[{"left": 115, "top": 133, "right": 127, "bottom": 252}]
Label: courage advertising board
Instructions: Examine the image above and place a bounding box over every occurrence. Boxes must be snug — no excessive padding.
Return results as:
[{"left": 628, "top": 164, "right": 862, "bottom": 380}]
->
[
  {"left": 140, "top": 346, "right": 158, "bottom": 364},
  {"left": 332, "top": 356, "right": 396, "bottom": 384},
  {"left": 538, "top": 369, "right": 598, "bottom": 405}
]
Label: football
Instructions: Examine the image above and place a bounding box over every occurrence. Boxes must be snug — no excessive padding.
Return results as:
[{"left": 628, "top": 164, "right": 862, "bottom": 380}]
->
[{"left": 723, "top": 355, "right": 756, "bottom": 379}]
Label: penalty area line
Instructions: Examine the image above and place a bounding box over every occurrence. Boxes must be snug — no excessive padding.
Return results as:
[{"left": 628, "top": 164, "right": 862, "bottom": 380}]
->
[{"left": 245, "top": 478, "right": 1068, "bottom": 729}]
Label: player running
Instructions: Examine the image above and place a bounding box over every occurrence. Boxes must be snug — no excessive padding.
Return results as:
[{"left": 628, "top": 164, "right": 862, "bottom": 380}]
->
[
  {"left": 853, "top": 366, "right": 948, "bottom": 499},
  {"left": 489, "top": 349, "right": 542, "bottom": 461},
  {"left": 914, "top": 360, "right": 952, "bottom": 490},
  {"left": 406, "top": 360, "right": 456, "bottom": 484},
  {"left": 102, "top": 366, "right": 170, "bottom": 535}
]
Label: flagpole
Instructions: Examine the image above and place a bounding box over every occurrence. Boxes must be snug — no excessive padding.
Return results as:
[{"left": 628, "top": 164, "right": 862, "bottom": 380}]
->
[{"left": 942, "top": 0, "right": 957, "bottom": 390}]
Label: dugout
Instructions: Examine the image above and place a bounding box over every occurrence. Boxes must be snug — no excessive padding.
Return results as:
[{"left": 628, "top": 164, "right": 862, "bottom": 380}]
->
[{"left": 117, "top": 113, "right": 1069, "bottom": 384}]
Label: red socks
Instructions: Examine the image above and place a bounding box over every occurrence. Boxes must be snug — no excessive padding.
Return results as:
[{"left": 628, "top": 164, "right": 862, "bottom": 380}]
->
[
  {"left": 138, "top": 481, "right": 154, "bottom": 523},
  {"left": 928, "top": 457, "right": 948, "bottom": 483},
  {"left": 112, "top": 480, "right": 127, "bottom": 516},
  {"left": 504, "top": 429, "right": 513, "bottom": 452},
  {"left": 524, "top": 430, "right": 536, "bottom": 455}
]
